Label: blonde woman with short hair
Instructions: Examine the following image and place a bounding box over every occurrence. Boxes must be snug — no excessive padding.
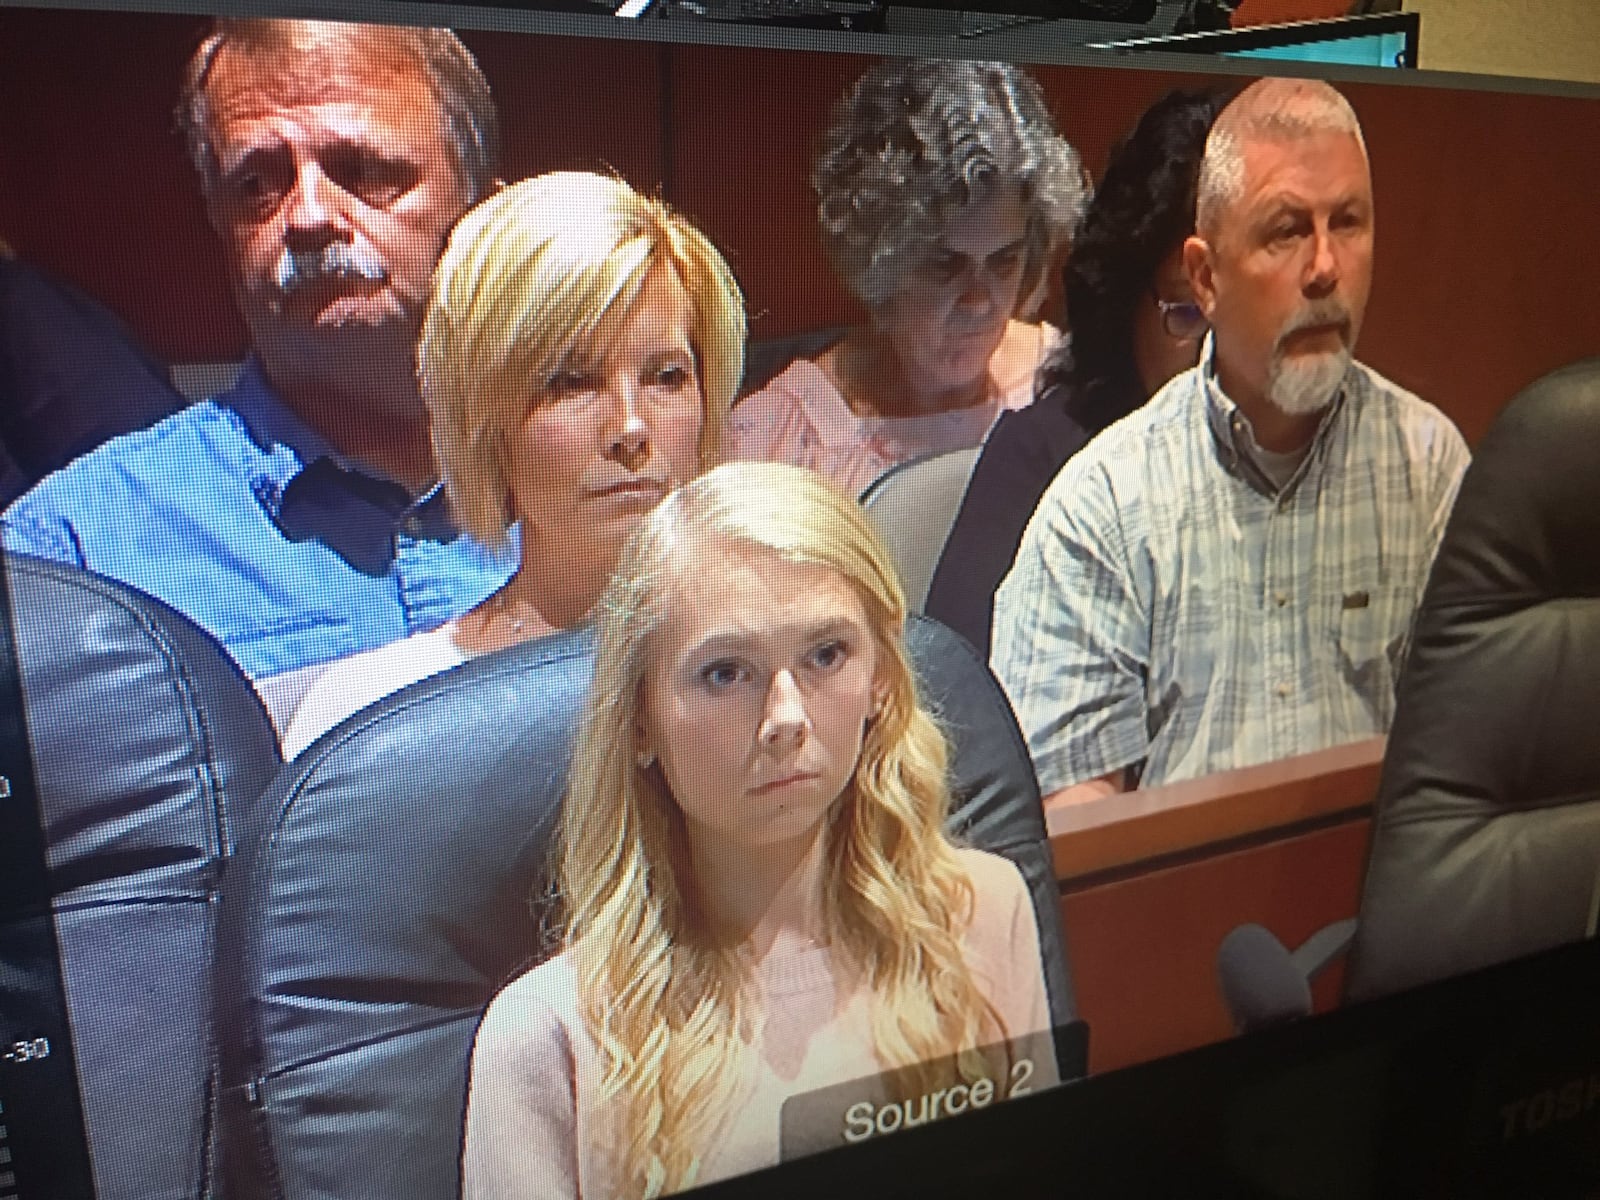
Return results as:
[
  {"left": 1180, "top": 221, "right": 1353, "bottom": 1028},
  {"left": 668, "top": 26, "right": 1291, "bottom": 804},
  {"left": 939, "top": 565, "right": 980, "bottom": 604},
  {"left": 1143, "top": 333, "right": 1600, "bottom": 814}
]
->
[
  {"left": 281, "top": 172, "right": 744, "bottom": 756},
  {"left": 462, "top": 461, "right": 1056, "bottom": 1199}
]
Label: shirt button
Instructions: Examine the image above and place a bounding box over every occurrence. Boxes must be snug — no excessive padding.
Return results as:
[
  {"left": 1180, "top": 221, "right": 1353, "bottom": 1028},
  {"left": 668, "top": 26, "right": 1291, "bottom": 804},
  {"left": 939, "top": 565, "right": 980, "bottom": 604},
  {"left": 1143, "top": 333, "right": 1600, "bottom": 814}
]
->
[
  {"left": 1276, "top": 683, "right": 1291, "bottom": 698},
  {"left": 1274, "top": 591, "right": 1288, "bottom": 607}
]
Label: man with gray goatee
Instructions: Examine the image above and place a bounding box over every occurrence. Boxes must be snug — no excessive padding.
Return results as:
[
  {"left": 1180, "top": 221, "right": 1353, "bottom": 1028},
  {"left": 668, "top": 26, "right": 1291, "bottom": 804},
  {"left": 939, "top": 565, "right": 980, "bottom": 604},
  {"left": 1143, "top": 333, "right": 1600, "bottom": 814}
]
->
[
  {"left": 992, "top": 78, "right": 1470, "bottom": 800},
  {"left": 3, "top": 18, "right": 512, "bottom": 687}
]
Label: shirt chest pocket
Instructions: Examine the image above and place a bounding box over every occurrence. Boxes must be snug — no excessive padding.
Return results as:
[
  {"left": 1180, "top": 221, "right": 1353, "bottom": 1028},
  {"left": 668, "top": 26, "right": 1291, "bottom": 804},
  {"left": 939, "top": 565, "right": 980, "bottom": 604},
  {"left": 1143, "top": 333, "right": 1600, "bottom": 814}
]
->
[{"left": 1327, "top": 581, "right": 1413, "bottom": 725}]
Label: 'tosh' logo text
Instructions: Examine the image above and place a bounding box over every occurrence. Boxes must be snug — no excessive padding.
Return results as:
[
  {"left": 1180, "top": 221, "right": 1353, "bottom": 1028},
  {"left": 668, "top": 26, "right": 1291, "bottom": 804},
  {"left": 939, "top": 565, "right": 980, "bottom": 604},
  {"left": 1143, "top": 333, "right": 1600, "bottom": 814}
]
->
[{"left": 1499, "top": 1074, "right": 1600, "bottom": 1141}]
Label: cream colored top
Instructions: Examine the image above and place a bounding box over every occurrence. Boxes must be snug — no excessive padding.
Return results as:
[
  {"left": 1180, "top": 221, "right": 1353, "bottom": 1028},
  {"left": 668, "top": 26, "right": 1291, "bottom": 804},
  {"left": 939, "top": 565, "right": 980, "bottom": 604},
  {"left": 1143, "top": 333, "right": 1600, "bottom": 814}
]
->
[
  {"left": 279, "top": 624, "right": 468, "bottom": 758},
  {"left": 461, "top": 847, "right": 1057, "bottom": 1199}
]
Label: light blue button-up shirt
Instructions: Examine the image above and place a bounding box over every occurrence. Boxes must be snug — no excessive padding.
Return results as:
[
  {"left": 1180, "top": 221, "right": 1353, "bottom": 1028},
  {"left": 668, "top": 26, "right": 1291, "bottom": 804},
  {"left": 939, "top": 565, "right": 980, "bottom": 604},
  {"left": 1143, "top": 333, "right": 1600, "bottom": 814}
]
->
[
  {"left": 2, "top": 360, "right": 514, "bottom": 679},
  {"left": 992, "top": 343, "right": 1471, "bottom": 792}
]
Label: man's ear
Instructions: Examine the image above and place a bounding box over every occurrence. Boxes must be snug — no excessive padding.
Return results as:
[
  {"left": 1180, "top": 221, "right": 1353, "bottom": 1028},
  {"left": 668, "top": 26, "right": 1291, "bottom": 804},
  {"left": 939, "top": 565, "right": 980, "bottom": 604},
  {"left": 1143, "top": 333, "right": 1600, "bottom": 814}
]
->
[{"left": 1183, "top": 234, "right": 1219, "bottom": 320}]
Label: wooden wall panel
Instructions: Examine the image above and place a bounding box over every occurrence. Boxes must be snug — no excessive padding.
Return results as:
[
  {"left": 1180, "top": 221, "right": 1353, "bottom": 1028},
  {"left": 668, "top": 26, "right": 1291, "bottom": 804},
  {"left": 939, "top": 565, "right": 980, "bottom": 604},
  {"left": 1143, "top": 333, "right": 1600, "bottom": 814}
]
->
[
  {"left": 1062, "top": 818, "right": 1373, "bottom": 1074},
  {"left": 1049, "top": 740, "right": 1383, "bottom": 1074},
  {"left": 1343, "top": 78, "right": 1600, "bottom": 443},
  {"left": 0, "top": 10, "right": 230, "bottom": 362}
]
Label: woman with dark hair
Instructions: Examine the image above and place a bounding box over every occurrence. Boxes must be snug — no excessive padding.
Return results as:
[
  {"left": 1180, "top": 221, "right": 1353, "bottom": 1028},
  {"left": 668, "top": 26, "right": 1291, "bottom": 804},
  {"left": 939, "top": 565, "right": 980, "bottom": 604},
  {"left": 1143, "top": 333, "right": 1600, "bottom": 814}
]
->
[{"left": 924, "top": 89, "right": 1230, "bottom": 657}]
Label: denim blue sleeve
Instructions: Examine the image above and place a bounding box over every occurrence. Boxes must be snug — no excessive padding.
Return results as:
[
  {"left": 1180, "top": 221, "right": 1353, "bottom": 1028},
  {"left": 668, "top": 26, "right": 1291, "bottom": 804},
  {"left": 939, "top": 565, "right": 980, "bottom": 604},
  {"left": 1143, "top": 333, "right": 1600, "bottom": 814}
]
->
[{"left": 2, "top": 493, "right": 88, "bottom": 566}]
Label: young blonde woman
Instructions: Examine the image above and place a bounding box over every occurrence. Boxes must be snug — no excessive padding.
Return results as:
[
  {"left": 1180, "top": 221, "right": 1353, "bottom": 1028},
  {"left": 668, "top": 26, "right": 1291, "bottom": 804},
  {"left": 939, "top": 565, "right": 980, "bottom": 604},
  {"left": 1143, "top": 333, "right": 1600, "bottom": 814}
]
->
[
  {"left": 280, "top": 171, "right": 745, "bottom": 755},
  {"left": 462, "top": 461, "right": 1056, "bottom": 1199}
]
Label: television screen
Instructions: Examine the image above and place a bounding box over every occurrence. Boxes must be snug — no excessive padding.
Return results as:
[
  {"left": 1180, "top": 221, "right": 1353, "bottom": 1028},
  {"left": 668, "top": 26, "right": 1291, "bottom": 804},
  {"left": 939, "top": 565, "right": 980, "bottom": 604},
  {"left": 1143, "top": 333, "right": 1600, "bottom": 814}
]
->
[
  {"left": 1228, "top": 29, "right": 1410, "bottom": 68},
  {"left": 1093, "top": 13, "right": 1419, "bottom": 69},
  {"left": 1, "top": 3, "right": 1598, "bottom": 1198}
]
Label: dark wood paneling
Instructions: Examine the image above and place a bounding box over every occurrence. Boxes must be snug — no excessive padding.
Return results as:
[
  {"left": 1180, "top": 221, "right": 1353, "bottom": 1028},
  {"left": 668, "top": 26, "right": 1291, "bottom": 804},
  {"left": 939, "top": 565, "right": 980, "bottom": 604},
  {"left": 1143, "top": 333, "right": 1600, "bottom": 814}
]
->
[
  {"left": 1345, "top": 79, "right": 1600, "bottom": 444},
  {"left": 0, "top": 10, "right": 231, "bottom": 362}
]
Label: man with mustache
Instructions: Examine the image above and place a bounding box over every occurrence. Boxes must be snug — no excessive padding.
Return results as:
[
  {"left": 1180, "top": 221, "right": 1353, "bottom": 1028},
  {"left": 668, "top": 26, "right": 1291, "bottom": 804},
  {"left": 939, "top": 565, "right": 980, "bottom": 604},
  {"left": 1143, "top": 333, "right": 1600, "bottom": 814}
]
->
[
  {"left": 3, "top": 18, "right": 511, "bottom": 692},
  {"left": 991, "top": 78, "right": 1470, "bottom": 799}
]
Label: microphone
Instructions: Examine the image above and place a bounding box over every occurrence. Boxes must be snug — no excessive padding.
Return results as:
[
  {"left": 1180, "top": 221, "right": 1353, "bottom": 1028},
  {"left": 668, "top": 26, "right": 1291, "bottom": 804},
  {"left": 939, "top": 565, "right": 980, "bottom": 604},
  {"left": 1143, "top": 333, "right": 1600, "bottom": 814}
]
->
[{"left": 1216, "top": 923, "right": 1313, "bottom": 1034}]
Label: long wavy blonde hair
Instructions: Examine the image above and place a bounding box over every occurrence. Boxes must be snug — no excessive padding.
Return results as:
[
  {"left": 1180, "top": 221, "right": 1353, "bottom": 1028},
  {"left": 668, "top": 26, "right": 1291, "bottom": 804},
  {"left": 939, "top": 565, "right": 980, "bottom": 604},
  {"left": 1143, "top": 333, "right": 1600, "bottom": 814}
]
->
[{"left": 559, "top": 461, "right": 1007, "bottom": 1197}]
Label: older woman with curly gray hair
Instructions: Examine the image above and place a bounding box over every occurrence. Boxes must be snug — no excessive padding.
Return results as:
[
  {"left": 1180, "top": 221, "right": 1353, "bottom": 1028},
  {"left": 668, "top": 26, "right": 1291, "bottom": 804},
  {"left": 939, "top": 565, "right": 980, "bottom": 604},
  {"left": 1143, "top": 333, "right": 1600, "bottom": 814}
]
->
[{"left": 732, "top": 57, "right": 1088, "bottom": 496}]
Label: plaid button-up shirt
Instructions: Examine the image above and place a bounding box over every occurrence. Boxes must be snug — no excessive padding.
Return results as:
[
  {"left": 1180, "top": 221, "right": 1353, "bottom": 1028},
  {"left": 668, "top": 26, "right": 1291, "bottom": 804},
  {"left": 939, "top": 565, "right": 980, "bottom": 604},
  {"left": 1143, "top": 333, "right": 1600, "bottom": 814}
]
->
[{"left": 991, "top": 344, "right": 1471, "bottom": 792}]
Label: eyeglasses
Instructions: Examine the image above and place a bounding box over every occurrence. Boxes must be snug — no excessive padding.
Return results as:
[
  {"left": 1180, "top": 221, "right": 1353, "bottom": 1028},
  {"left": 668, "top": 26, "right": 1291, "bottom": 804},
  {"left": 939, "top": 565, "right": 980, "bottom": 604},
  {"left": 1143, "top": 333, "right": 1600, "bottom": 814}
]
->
[{"left": 1155, "top": 297, "right": 1208, "bottom": 342}]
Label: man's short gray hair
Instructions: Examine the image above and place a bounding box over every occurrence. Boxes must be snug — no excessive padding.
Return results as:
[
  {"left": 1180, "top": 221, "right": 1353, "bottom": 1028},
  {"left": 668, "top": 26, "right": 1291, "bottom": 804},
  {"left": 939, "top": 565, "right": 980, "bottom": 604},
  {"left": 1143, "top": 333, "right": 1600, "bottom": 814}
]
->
[
  {"left": 813, "top": 57, "right": 1088, "bottom": 314},
  {"left": 1195, "top": 78, "right": 1365, "bottom": 240},
  {"left": 177, "top": 18, "right": 500, "bottom": 204}
]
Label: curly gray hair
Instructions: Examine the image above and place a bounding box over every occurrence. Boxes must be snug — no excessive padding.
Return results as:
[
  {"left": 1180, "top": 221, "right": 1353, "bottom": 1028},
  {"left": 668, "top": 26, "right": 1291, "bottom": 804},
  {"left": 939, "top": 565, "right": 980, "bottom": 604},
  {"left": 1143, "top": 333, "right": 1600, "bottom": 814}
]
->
[{"left": 814, "top": 57, "right": 1088, "bottom": 314}]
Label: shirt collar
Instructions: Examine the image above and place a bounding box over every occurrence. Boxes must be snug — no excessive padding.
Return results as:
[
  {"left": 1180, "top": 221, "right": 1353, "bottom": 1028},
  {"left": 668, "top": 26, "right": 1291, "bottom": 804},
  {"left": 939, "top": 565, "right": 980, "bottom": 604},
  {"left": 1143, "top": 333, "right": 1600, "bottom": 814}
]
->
[
  {"left": 223, "top": 357, "right": 340, "bottom": 466},
  {"left": 1199, "top": 334, "right": 1347, "bottom": 498},
  {"left": 219, "top": 357, "right": 460, "bottom": 573}
]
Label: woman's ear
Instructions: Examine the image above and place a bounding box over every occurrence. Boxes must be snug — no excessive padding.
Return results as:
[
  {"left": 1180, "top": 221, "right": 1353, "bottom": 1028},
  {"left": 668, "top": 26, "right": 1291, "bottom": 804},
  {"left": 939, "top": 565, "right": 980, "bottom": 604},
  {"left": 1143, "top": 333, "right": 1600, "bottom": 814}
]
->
[
  {"left": 634, "top": 719, "right": 657, "bottom": 771},
  {"left": 869, "top": 674, "right": 890, "bottom": 723}
]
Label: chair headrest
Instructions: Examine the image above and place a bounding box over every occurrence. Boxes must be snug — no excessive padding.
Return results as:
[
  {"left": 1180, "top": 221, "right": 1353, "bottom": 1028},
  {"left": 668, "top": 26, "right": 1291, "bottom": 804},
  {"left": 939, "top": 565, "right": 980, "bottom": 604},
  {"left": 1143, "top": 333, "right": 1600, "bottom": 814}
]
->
[
  {"left": 905, "top": 613, "right": 1078, "bottom": 1037},
  {"left": 6, "top": 551, "right": 279, "bottom": 897},
  {"left": 218, "top": 625, "right": 595, "bottom": 1084},
  {"left": 1348, "top": 358, "right": 1600, "bottom": 1003},
  {"left": 1425, "top": 356, "right": 1600, "bottom": 606},
  {"left": 215, "top": 626, "right": 595, "bottom": 1200},
  {"left": 5, "top": 551, "right": 279, "bottom": 1200}
]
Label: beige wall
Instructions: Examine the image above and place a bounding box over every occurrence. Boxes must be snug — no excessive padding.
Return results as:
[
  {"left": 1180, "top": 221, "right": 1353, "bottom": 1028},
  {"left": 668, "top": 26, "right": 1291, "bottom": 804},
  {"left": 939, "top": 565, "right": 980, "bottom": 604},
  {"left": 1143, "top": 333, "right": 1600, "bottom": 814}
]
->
[{"left": 1404, "top": 0, "right": 1600, "bottom": 85}]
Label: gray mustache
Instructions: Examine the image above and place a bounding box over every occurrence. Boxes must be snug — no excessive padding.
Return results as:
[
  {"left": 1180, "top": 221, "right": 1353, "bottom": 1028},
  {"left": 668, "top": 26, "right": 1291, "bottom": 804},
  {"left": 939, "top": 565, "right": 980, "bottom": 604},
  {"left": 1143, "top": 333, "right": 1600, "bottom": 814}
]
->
[
  {"left": 273, "top": 243, "right": 389, "bottom": 296},
  {"left": 1276, "top": 301, "right": 1351, "bottom": 347}
]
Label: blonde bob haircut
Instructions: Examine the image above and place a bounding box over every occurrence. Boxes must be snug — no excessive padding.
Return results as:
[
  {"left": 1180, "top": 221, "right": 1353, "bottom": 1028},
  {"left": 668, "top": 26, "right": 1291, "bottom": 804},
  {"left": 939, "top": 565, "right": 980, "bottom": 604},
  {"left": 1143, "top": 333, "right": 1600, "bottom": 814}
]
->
[
  {"left": 419, "top": 172, "right": 746, "bottom": 547},
  {"left": 560, "top": 460, "right": 1007, "bottom": 1198}
]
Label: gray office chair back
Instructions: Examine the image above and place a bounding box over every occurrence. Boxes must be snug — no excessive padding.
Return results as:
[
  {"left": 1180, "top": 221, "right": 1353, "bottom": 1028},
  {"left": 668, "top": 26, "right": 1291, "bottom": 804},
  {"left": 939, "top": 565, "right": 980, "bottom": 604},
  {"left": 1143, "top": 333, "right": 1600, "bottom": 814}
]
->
[
  {"left": 2, "top": 553, "right": 280, "bottom": 1200},
  {"left": 214, "top": 627, "right": 594, "bottom": 1200},
  {"left": 905, "top": 612, "right": 1077, "bottom": 1037},
  {"left": 861, "top": 446, "right": 983, "bottom": 613},
  {"left": 1346, "top": 356, "right": 1600, "bottom": 1002}
]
